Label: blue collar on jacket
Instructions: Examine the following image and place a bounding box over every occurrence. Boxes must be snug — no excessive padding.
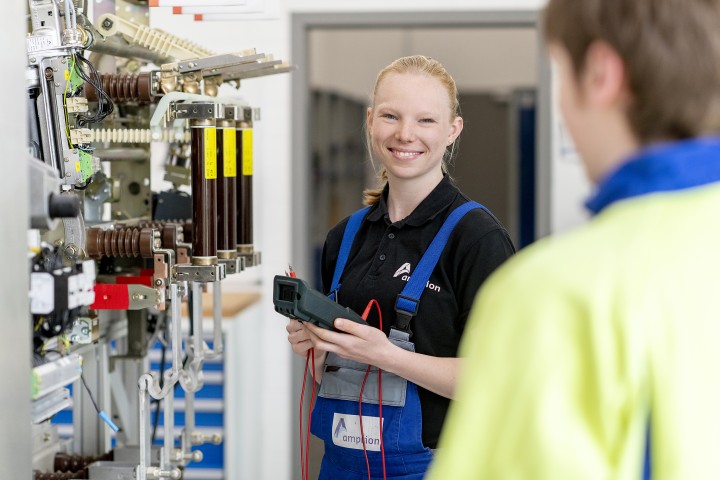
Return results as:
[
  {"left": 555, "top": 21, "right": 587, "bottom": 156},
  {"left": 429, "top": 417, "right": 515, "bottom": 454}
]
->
[{"left": 586, "top": 137, "right": 720, "bottom": 215}]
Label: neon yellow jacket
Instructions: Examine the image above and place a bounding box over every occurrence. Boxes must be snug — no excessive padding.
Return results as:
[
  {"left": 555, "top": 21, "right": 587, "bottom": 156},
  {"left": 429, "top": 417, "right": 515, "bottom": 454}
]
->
[{"left": 428, "top": 184, "right": 720, "bottom": 480}]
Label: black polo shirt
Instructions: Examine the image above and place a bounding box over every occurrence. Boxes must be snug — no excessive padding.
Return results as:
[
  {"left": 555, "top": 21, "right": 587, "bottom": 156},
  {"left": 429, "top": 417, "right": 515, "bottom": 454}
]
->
[{"left": 321, "top": 175, "right": 515, "bottom": 448}]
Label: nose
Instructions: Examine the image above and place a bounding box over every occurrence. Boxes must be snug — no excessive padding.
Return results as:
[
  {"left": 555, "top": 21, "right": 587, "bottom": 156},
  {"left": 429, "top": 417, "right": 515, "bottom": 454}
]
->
[{"left": 395, "top": 120, "right": 416, "bottom": 142}]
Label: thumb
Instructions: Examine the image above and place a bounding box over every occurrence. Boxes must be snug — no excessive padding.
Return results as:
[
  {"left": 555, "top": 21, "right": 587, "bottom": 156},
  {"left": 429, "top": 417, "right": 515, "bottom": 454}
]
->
[{"left": 333, "top": 317, "right": 365, "bottom": 335}]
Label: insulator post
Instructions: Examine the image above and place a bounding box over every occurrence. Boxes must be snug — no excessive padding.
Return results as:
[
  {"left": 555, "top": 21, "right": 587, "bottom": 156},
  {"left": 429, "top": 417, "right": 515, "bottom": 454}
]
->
[
  {"left": 86, "top": 227, "right": 157, "bottom": 259},
  {"left": 85, "top": 73, "right": 154, "bottom": 104}
]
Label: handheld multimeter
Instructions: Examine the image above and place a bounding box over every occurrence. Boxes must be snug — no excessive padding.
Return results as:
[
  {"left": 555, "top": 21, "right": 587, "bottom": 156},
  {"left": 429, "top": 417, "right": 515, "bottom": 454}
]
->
[{"left": 273, "top": 275, "right": 365, "bottom": 331}]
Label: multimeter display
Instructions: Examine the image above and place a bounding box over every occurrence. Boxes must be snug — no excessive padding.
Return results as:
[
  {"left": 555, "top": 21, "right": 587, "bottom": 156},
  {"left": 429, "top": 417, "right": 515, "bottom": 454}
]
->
[{"left": 273, "top": 275, "right": 365, "bottom": 331}]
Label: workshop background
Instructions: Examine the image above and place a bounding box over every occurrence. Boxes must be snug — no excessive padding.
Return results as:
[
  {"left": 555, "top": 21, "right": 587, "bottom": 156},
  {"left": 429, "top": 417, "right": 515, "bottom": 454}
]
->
[{"left": 1, "top": 0, "right": 590, "bottom": 479}]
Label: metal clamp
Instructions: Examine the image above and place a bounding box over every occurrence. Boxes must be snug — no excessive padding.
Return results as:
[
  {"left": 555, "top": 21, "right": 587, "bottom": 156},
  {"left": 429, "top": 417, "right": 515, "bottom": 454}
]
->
[
  {"left": 169, "top": 101, "right": 223, "bottom": 120},
  {"left": 218, "top": 257, "right": 244, "bottom": 275},
  {"left": 173, "top": 263, "right": 226, "bottom": 283}
]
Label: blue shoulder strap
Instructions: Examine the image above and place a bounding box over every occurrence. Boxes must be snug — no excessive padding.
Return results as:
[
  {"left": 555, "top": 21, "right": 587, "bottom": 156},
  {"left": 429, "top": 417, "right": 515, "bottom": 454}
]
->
[
  {"left": 329, "top": 206, "right": 371, "bottom": 301},
  {"left": 394, "top": 201, "right": 485, "bottom": 333}
]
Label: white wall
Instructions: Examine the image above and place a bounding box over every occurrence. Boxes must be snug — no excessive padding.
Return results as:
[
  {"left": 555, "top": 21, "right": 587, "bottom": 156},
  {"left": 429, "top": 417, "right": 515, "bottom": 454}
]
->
[
  {"left": 310, "top": 28, "right": 538, "bottom": 101},
  {"left": 147, "top": 1, "right": 600, "bottom": 479},
  {"left": 549, "top": 64, "right": 592, "bottom": 232}
]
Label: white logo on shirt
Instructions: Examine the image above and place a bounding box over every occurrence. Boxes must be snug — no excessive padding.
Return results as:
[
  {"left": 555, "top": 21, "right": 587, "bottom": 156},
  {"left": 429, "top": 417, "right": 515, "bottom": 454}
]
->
[
  {"left": 393, "top": 262, "right": 412, "bottom": 277},
  {"left": 393, "top": 262, "right": 441, "bottom": 292}
]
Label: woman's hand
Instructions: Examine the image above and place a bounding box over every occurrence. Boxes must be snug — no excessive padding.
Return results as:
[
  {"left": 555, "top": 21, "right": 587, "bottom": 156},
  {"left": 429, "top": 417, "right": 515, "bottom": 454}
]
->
[
  {"left": 286, "top": 319, "right": 321, "bottom": 357},
  {"left": 286, "top": 320, "right": 327, "bottom": 380},
  {"left": 303, "top": 318, "right": 396, "bottom": 370},
  {"left": 305, "top": 318, "right": 461, "bottom": 399}
]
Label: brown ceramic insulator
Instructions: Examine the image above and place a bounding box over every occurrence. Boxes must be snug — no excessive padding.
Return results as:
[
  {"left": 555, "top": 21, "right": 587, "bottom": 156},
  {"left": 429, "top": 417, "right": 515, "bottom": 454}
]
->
[
  {"left": 86, "top": 227, "right": 155, "bottom": 259},
  {"left": 137, "top": 221, "right": 188, "bottom": 244},
  {"left": 236, "top": 128, "right": 253, "bottom": 247},
  {"left": 85, "top": 73, "right": 153, "bottom": 104},
  {"left": 183, "top": 221, "right": 193, "bottom": 243},
  {"left": 191, "top": 124, "right": 217, "bottom": 262},
  {"left": 238, "top": 176, "right": 253, "bottom": 246},
  {"left": 161, "top": 224, "right": 181, "bottom": 250},
  {"left": 54, "top": 452, "right": 112, "bottom": 472},
  {"left": 216, "top": 125, "right": 237, "bottom": 253}
]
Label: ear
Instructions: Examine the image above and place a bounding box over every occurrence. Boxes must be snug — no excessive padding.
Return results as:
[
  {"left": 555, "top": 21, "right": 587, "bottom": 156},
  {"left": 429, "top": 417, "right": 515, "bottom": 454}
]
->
[
  {"left": 366, "top": 107, "right": 373, "bottom": 131},
  {"left": 582, "top": 40, "right": 629, "bottom": 108},
  {"left": 447, "top": 116, "right": 463, "bottom": 145}
]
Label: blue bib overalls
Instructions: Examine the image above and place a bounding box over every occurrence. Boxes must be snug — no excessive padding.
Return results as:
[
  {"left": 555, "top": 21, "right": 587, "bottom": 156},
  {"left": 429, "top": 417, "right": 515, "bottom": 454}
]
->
[{"left": 311, "top": 201, "right": 484, "bottom": 479}]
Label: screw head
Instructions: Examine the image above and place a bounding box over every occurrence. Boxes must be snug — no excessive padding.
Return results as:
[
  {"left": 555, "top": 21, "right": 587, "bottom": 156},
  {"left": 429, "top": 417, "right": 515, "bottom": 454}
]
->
[{"left": 102, "top": 19, "right": 113, "bottom": 29}]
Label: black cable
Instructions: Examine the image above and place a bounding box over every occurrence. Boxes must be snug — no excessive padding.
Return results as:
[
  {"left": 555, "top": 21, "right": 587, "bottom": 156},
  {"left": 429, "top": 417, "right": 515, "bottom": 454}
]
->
[
  {"left": 80, "top": 373, "right": 101, "bottom": 414},
  {"left": 73, "top": 53, "right": 114, "bottom": 126}
]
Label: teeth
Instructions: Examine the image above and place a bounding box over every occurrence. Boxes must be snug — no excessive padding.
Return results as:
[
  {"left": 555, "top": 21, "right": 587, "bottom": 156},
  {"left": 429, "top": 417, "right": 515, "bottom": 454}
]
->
[{"left": 395, "top": 151, "right": 419, "bottom": 157}]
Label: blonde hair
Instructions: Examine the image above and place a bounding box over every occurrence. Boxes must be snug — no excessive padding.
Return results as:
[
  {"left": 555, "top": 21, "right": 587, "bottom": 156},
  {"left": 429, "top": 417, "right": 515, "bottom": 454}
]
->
[{"left": 363, "top": 55, "right": 461, "bottom": 206}]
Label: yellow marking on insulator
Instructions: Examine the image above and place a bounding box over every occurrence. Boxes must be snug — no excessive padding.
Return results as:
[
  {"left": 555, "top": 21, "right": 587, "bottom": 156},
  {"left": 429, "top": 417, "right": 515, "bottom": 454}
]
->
[
  {"left": 241, "top": 129, "right": 253, "bottom": 176},
  {"left": 223, "top": 128, "right": 237, "bottom": 177},
  {"left": 204, "top": 128, "right": 217, "bottom": 180}
]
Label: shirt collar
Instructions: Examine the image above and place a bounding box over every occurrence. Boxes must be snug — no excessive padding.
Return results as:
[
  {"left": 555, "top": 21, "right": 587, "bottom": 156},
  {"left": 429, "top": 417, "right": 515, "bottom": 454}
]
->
[
  {"left": 366, "top": 175, "right": 460, "bottom": 226},
  {"left": 586, "top": 137, "right": 720, "bottom": 215}
]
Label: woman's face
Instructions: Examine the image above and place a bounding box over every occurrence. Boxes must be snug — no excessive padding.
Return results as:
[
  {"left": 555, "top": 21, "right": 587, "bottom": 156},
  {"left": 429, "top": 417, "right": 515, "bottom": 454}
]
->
[{"left": 367, "top": 72, "right": 463, "bottom": 185}]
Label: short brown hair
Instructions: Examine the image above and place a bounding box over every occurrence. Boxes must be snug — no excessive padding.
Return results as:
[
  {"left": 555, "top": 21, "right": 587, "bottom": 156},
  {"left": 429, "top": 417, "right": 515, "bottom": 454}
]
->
[
  {"left": 363, "top": 55, "right": 461, "bottom": 206},
  {"left": 543, "top": 0, "right": 720, "bottom": 142}
]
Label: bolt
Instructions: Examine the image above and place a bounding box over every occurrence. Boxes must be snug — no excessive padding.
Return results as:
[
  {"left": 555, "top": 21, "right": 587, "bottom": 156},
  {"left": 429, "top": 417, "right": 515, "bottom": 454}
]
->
[
  {"left": 132, "top": 293, "right": 141, "bottom": 300},
  {"left": 66, "top": 173, "right": 71, "bottom": 178},
  {"left": 29, "top": 57, "right": 36, "bottom": 64},
  {"left": 81, "top": 327, "right": 89, "bottom": 335},
  {"left": 60, "top": 58, "right": 66, "bottom": 64},
  {"left": 55, "top": 83, "right": 60, "bottom": 87},
  {"left": 44, "top": 67, "right": 53, "bottom": 79},
  {"left": 155, "top": 279, "right": 163, "bottom": 286},
  {"left": 102, "top": 19, "right": 113, "bottom": 29},
  {"left": 64, "top": 157, "right": 69, "bottom": 162}
]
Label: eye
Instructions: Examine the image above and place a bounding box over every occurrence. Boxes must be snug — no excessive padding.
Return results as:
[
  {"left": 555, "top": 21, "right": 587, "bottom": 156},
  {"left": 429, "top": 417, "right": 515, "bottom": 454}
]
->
[
  {"left": 381, "top": 113, "right": 397, "bottom": 120},
  {"left": 420, "top": 118, "right": 436, "bottom": 124}
]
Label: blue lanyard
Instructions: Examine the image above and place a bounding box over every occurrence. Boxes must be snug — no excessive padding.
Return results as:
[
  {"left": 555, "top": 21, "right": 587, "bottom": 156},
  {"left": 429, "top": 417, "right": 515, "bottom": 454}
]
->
[{"left": 586, "top": 137, "right": 720, "bottom": 215}]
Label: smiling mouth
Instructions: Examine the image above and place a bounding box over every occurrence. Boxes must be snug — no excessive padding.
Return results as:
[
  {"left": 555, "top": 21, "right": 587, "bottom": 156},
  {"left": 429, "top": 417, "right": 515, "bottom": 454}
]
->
[{"left": 389, "top": 148, "right": 423, "bottom": 159}]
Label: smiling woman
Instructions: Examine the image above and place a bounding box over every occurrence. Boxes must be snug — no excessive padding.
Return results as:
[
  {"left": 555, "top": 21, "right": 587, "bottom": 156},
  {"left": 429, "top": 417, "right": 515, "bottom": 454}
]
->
[
  {"left": 364, "top": 56, "right": 464, "bottom": 221},
  {"left": 286, "top": 55, "right": 516, "bottom": 480}
]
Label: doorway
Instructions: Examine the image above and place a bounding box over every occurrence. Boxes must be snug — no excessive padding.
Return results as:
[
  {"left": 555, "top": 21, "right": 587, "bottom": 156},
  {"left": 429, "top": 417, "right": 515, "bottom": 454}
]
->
[{"left": 291, "top": 10, "right": 549, "bottom": 478}]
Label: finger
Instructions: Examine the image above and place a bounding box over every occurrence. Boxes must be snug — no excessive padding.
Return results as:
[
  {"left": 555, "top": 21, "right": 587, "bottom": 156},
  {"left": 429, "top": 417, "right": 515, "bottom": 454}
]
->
[
  {"left": 286, "top": 319, "right": 303, "bottom": 334},
  {"left": 333, "top": 318, "right": 369, "bottom": 337},
  {"left": 291, "top": 339, "right": 313, "bottom": 355},
  {"left": 304, "top": 322, "right": 345, "bottom": 344},
  {"left": 299, "top": 323, "right": 343, "bottom": 353},
  {"left": 288, "top": 329, "right": 310, "bottom": 344}
]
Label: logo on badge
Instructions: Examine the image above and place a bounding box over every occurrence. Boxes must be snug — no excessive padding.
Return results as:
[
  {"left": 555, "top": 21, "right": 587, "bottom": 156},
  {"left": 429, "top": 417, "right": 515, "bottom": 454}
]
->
[
  {"left": 331, "top": 413, "right": 383, "bottom": 451},
  {"left": 333, "top": 418, "right": 347, "bottom": 438}
]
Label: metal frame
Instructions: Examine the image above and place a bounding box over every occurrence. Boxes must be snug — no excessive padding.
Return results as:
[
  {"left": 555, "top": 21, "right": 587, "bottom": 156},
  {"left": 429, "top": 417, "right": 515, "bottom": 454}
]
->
[
  {"left": 290, "top": 9, "right": 552, "bottom": 477},
  {"left": 1, "top": 0, "right": 32, "bottom": 477}
]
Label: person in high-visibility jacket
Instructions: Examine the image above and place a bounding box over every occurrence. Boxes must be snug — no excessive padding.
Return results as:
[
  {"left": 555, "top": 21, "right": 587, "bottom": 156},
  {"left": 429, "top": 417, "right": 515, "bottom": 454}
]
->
[{"left": 427, "top": 0, "right": 720, "bottom": 479}]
